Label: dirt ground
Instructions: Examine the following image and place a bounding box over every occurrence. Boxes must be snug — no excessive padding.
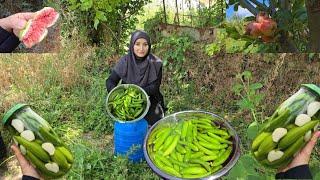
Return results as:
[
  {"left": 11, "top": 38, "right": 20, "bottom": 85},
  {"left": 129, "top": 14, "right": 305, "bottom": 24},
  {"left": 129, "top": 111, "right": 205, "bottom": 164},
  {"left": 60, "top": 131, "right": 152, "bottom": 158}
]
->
[
  {"left": 173, "top": 52, "right": 320, "bottom": 116},
  {"left": 0, "top": 157, "right": 21, "bottom": 180}
]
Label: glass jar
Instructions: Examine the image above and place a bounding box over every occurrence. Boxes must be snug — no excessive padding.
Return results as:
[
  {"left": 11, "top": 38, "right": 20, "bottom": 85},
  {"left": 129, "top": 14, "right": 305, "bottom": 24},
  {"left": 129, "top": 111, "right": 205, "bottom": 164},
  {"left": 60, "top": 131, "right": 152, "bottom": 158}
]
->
[
  {"left": 253, "top": 84, "right": 320, "bottom": 169},
  {"left": 261, "top": 84, "right": 320, "bottom": 132},
  {"left": 2, "top": 104, "right": 73, "bottom": 178}
]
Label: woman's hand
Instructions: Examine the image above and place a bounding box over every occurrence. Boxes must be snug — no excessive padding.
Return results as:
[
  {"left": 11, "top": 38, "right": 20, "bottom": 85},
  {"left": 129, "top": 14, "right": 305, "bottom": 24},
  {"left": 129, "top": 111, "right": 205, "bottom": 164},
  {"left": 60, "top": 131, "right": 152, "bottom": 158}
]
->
[
  {"left": 0, "top": 12, "right": 34, "bottom": 37},
  {"left": 11, "top": 144, "right": 41, "bottom": 179},
  {"left": 278, "top": 131, "right": 320, "bottom": 173}
]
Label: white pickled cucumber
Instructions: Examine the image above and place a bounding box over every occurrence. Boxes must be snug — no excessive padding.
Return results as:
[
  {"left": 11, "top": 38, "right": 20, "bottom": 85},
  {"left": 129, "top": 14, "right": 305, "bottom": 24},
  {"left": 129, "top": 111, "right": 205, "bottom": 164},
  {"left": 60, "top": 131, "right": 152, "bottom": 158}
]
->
[
  {"left": 45, "top": 162, "right": 59, "bottom": 173},
  {"left": 20, "top": 130, "right": 35, "bottom": 141},
  {"left": 20, "top": 145, "right": 27, "bottom": 155},
  {"left": 267, "top": 150, "right": 284, "bottom": 162},
  {"left": 295, "top": 114, "right": 311, "bottom": 127},
  {"left": 307, "top": 101, "right": 320, "bottom": 117},
  {"left": 272, "top": 128, "right": 287, "bottom": 142},
  {"left": 304, "top": 130, "right": 312, "bottom": 142},
  {"left": 11, "top": 119, "right": 24, "bottom": 133},
  {"left": 42, "top": 142, "right": 55, "bottom": 156}
]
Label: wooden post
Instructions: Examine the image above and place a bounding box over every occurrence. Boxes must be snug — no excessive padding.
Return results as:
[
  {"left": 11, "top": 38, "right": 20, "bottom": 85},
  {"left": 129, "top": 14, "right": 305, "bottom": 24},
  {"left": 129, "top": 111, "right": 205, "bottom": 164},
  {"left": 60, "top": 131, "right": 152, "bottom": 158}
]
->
[
  {"left": 221, "top": 0, "right": 224, "bottom": 21},
  {"left": 182, "top": 0, "right": 184, "bottom": 23},
  {"left": 189, "top": 0, "right": 192, "bottom": 26},
  {"left": 163, "top": 0, "right": 167, "bottom": 23},
  {"left": 175, "top": 0, "right": 180, "bottom": 24}
]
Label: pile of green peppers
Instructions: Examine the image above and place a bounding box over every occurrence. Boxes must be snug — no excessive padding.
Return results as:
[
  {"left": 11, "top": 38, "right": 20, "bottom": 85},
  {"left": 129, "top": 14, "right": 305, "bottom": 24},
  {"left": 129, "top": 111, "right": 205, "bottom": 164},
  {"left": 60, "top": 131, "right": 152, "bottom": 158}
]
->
[{"left": 108, "top": 87, "right": 146, "bottom": 121}]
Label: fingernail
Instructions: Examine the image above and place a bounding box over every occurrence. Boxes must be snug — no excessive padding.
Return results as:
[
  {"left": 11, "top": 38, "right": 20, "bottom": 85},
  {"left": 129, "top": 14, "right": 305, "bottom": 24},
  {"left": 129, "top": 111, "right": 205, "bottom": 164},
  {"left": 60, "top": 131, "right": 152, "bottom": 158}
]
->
[{"left": 316, "top": 131, "right": 320, "bottom": 137}]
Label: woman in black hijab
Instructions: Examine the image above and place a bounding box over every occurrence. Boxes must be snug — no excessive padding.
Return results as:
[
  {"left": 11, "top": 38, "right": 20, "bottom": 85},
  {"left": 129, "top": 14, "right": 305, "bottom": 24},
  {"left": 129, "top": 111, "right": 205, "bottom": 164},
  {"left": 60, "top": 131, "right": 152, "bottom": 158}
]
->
[{"left": 106, "top": 30, "right": 166, "bottom": 126}]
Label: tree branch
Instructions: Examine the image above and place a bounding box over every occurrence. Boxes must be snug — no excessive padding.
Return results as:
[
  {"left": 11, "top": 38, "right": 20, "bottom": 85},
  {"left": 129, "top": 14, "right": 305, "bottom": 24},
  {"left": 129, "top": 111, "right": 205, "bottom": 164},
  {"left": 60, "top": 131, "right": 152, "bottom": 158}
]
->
[
  {"left": 279, "top": 0, "right": 290, "bottom": 10},
  {"left": 239, "top": 0, "right": 259, "bottom": 16},
  {"left": 269, "top": 0, "right": 277, "bottom": 16},
  {"left": 250, "top": 0, "right": 269, "bottom": 11}
]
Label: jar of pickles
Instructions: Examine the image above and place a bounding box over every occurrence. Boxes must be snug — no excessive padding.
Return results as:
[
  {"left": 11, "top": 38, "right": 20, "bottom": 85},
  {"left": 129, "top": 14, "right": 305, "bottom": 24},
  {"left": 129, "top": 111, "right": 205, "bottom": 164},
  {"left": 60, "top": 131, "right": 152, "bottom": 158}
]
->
[
  {"left": 260, "top": 84, "right": 320, "bottom": 132},
  {"left": 252, "top": 84, "right": 320, "bottom": 169},
  {"left": 2, "top": 104, "right": 73, "bottom": 178}
]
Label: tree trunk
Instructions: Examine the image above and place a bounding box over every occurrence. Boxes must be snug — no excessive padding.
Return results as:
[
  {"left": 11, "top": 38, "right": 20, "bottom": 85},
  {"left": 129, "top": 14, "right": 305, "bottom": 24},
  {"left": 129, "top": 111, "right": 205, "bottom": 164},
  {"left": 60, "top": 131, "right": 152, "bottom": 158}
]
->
[
  {"left": 306, "top": 0, "right": 320, "bottom": 52},
  {"left": 279, "top": 32, "right": 299, "bottom": 52}
]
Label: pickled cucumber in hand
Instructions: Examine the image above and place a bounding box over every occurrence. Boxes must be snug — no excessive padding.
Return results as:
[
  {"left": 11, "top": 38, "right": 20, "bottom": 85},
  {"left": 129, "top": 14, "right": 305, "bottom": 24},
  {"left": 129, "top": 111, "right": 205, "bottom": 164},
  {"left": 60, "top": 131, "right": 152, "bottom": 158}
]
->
[
  {"left": 252, "top": 84, "right": 320, "bottom": 169},
  {"left": 3, "top": 104, "right": 74, "bottom": 178}
]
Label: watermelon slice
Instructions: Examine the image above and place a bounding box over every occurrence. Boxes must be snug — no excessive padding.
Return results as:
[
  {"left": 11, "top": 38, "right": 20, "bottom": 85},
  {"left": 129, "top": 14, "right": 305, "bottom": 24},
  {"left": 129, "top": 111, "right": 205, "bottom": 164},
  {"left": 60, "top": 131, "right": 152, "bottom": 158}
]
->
[
  {"left": 19, "top": 7, "right": 59, "bottom": 48},
  {"left": 33, "top": 7, "right": 60, "bottom": 28}
]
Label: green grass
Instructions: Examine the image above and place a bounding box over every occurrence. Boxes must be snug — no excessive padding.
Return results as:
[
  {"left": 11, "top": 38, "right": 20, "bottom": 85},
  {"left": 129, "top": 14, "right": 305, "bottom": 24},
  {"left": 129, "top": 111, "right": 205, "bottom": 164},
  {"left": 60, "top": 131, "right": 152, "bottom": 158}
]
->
[
  {"left": 0, "top": 41, "right": 160, "bottom": 179},
  {"left": 1, "top": 27, "right": 320, "bottom": 179}
]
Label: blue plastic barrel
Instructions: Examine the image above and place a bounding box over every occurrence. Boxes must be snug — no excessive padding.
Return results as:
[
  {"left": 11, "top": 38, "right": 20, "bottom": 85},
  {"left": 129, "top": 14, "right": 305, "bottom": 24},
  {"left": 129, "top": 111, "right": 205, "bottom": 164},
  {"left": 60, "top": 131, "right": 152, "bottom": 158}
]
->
[{"left": 114, "top": 118, "right": 148, "bottom": 162}]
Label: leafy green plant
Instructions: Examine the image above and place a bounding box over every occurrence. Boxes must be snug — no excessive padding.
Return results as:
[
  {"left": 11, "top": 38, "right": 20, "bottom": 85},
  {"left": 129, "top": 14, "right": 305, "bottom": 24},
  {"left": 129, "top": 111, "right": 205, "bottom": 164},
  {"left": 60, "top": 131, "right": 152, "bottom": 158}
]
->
[
  {"left": 225, "top": 154, "right": 275, "bottom": 180},
  {"left": 205, "top": 28, "right": 227, "bottom": 55},
  {"left": 143, "top": 11, "right": 165, "bottom": 42},
  {"left": 307, "top": 53, "right": 320, "bottom": 61},
  {"left": 232, "top": 71, "right": 264, "bottom": 113},
  {"left": 66, "top": 141, "right": 159, "bottom": 179},
  {"left": 154, "top": 35, "right": 192, "bottom": 66},
  {"left": 232, "top": 71, "right": 265, "bottom": 139},
  {"left": 155, "top": 35, "right": 193, "bottom": 111},
  {"left": 63, "top": 0, "right": 151, "bottom": 51},
  {"left": 196, "top": 1, "right": 225, "bottom": 27},
  {"left": 226, "top": 72, "right": 277, "bottom": 179}
]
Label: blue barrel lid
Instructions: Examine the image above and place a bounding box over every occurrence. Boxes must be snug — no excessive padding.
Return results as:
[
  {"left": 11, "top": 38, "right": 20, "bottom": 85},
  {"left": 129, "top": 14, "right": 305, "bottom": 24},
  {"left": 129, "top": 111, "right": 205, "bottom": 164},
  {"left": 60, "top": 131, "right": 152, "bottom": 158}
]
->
[
  {"left": 114, "top": 118, "right": 148, "bottom": 135},
  {"left": 2, "top": 103, "right": 28, "bottom": 125}
]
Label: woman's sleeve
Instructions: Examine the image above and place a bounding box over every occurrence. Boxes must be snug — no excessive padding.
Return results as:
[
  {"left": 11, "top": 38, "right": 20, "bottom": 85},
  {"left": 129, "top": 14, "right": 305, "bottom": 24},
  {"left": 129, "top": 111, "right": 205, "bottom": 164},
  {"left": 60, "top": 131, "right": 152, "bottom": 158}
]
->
[
  {"left": 275, "top": 164, "right": 312, "bottom": 179},
  {"left": 22, "top": 175, "right": 40, "bottom": 180},
  {"left": 106, "top": 70, "right": 121, "bottom": 92},
  {"left": 143, "top": 66, "right": 162, "bottom": 96},
  {"left": 0, "top": 27, "right": 20, "bottom": 53}
]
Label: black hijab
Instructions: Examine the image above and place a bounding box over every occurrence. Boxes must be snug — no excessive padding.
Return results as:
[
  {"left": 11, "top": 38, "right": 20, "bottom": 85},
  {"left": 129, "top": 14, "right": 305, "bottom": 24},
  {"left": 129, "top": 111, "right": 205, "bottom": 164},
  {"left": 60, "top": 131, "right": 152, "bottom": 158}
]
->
[{"left": 114, "top": 30, "right": 162, "bottom": 87}]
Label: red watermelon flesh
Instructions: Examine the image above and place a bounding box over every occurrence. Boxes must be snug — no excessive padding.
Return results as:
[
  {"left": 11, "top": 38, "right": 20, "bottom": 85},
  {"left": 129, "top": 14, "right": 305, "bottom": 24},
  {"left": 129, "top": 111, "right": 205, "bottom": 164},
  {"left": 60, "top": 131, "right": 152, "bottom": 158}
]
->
[
  {"left": 34, "top": 7, "right": 59, "bottom": 28},
  {"left": 20, "top": 20, "right": 47, "bottom": 48},
  {"left": 19, "top": 7, "right": 59, "bottom": 48}
]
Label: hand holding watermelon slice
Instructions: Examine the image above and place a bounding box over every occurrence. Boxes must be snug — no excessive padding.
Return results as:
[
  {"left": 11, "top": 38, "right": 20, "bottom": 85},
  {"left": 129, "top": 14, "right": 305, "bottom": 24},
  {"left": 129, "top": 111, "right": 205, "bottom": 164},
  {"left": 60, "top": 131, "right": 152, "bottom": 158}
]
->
[
  {"left": 18, "top": 7, "right": 59, "bottom": 48},
  {"left": 0, "top": 12, "right": 34, "bottom": 34}
]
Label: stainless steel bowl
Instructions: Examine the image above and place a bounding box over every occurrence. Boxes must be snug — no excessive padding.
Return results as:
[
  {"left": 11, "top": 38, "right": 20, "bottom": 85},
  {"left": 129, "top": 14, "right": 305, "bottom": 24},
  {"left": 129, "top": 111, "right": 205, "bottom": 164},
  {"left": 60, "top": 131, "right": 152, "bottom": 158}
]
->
[
  {"left": 106, "top": 84, "right": 151, "bottom": 123},
  {"left": 143, "top": 110, "right": 241, "bottom": 180}
]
